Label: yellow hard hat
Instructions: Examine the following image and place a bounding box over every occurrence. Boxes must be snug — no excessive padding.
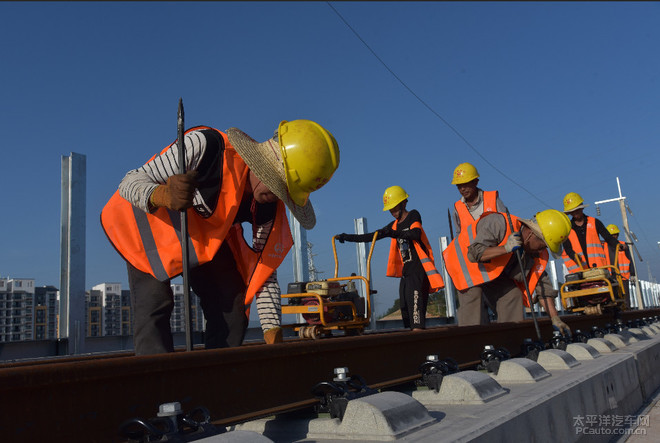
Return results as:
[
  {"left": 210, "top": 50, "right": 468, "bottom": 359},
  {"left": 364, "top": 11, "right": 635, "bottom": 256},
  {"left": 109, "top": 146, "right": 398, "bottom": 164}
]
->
[
  {"left": 563, "top": 192, "right": 588, "bottom": 213},
  {"left": 451, "top": 162, "right": 480, "bottom": 185},
  {"left": 383, "top": 185, "right": 409, "bottom": 211},
  {"left": 278, "top": 120, "right": 340, "bottom": 206},
  {"left": 535, "top": 209, "right": 572, "bottom": 253},
  {"left": 606, "top": 224, "right": 620, "bottom": 235}
]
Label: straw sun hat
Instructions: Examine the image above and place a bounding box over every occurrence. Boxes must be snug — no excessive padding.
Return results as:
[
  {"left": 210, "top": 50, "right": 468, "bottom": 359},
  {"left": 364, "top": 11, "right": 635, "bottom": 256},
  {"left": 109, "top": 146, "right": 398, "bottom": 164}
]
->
[{"left": 227, "top": 127, "right": 316, "bottom": 229}]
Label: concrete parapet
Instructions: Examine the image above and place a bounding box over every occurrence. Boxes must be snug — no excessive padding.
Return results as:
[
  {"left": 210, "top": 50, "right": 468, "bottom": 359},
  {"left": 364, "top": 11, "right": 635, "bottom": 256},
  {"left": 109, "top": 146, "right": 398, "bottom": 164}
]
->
[
  {"left": 197, "top": 431, "right": 274, "bottom": 442},
  {"left": 494, "top": 358, "right": 551, "bottom": 383},
  {"left": 536, "top": 349, "right": 580, "bottom": 371},
  {"left": 588, "top": 337, "right": 618, "bottom": 352},
  {"left": 412, "top": 370, "right": 507, "bottom": 405},
  {"left": 566, "top": 342, "right": 601, "bottom": 360},
  {"left": 614, "top": 336, "right": 660, "bottom": 401}
]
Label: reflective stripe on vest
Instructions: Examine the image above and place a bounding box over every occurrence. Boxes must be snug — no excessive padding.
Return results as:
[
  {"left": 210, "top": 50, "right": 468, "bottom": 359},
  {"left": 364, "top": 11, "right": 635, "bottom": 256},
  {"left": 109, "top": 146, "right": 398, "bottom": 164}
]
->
[
  {"left": 442, "top": 212, "right": 513, "bottom": 291},
  {"left": 454, "top": 190, "right": 498, "bottom": 232},
  {"left": 561, "top": 216, "right": 607, "bottom": 272},
  {"left": 385, "top": 220, "right": 445, "bottom": 293}
]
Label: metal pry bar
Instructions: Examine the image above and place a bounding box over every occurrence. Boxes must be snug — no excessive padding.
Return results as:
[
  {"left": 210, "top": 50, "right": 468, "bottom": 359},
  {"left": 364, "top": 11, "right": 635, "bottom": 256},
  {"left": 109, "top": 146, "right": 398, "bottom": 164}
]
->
[{"left": 178, "top": 98, "right": 194, "bottom": 351}]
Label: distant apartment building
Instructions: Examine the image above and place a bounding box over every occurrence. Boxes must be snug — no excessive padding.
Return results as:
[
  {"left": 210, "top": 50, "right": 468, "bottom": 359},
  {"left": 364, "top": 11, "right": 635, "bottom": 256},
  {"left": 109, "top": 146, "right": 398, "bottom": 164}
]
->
[
  {"left": 0, "top": 277, "right": 58, "bottom": 342},
  {"left": 34, "top": 285, "right": 58, "bottom": 340},
  {"left": 171, "top": 284, "right": 205, "bottom": 333},
  {"left": 87, "top": 283, "right": 132, "bottom": 337},
  {"left": 87, "top": 282, "right": 204, "bottom": 337}
]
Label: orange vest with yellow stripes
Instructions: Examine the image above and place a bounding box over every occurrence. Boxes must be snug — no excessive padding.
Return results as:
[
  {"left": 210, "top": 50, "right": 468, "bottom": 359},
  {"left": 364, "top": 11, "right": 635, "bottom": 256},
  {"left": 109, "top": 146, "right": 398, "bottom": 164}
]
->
[
  {"left": 100, "top": 126, "right": 293, "bottom": 309},
  {"left": 561, "top": 216, "right": 607, "bottom": 272},
  {"left": 454, "top": 190, "right": 498, "bottom": 232},
  {"left": 385, "top": 220, "right": 445, "bottom": 293}
]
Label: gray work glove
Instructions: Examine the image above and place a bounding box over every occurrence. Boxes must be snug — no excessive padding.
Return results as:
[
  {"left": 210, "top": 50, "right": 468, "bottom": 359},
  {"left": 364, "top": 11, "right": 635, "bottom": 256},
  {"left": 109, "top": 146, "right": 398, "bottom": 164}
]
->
[
  {"left": 629, "top": 276, "right": 637, "bottom": 284},
  {"left": 504, "top": 232, "right": 522, "bottom": 253},
  {"left": 551, "top": 315, "right": 572, "bottom": 337}
]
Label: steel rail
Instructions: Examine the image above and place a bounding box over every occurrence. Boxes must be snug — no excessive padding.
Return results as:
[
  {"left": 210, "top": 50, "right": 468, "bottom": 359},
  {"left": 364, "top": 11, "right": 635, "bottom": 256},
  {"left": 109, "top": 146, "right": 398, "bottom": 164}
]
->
[{"left": 0, "top": 310, "right": 657, "bottom": 442}]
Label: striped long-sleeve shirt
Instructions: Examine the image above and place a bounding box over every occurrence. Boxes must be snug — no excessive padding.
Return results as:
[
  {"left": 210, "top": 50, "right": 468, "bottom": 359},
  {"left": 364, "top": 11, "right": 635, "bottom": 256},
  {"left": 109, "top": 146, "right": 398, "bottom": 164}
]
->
[{"left": 118, "top": 128, "right": 223, "bottom": 218}]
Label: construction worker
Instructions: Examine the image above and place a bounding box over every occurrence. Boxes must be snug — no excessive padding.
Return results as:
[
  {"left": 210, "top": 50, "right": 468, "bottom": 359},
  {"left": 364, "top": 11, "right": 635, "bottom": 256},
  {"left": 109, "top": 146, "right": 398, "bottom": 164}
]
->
[
  {"left": 336, "top": 186, "right": 444, "bottom": 331},
  {"left": 101, "top": 120, "right": 339, "bottom": 355},
  {"left": 451, "top": 162, "right": 507, "bottom": 235},
  {"left": 604, "top": 224, "right": 635, "bottom": 308},
  {"left": 561, "top": 192, "right": 621, "bottom": 273},
  {"left": 443, "top": 209, "right": 573, "bottom": 336}
]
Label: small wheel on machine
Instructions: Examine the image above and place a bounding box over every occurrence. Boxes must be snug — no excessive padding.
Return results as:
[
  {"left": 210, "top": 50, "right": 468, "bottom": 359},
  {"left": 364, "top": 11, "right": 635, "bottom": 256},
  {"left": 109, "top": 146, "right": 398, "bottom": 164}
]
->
[{"left": 310, "top": 325, "right": 321, "bottom": 340}]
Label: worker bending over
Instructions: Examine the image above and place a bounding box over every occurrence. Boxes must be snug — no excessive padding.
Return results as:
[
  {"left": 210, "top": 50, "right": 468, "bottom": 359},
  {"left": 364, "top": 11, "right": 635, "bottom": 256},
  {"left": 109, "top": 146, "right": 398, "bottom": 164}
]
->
[
  {"left": 102, "top": 120, "right": 339, "bottom": 354},
  {"left": 336, "top": 186, "right": 444, "bottom": 331},
  {"left": 443, "top": 209, "right": 572, "bottom": 336}
]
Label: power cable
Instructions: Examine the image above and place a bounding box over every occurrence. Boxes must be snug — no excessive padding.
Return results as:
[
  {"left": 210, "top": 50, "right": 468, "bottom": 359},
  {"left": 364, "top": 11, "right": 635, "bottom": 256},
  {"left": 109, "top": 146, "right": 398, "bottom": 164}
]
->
[{"left": 327, "top": 2, "right": 551, "bottom": 208}]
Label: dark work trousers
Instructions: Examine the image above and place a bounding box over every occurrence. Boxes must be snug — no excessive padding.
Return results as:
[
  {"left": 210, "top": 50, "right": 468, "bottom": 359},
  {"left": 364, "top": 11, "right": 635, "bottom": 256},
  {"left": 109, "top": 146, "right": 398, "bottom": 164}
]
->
[
  {"left": 127, "top": 242, "right": 248, "bottom": 355},
  {"left": 399, "top": 271, "right": 430, "bottom": 329},
  {"left": 457, "top": 277, "right": 524, "bottom": 326}
]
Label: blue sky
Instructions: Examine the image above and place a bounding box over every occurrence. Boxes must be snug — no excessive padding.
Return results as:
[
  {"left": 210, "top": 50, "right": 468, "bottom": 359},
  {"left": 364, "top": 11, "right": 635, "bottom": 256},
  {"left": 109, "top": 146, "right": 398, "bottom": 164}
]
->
[{"left": 1, "top": 2, "right": 659, "bottom": 319}]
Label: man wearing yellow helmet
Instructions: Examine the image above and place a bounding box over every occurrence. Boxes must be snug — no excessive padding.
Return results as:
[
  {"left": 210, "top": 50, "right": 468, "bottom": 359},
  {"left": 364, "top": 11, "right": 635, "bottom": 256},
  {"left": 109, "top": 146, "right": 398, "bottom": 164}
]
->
[
  {"left": 336, "top": 186, "right": 444, "bottom": 331},
  {"left": 443, "top": 209, "right": 572, "bottom": 335},
  {"left": 450, "top": 162, "right": 508, "bottom": 234},
  {"left": 561, "top": 192, "right": 621, "bottom": 273},
  {"left": 102, "top": 120, "right": 340, "bottom": 354},
  {"left": 603, "top": 224, "right": 635, "bottom": 308}
]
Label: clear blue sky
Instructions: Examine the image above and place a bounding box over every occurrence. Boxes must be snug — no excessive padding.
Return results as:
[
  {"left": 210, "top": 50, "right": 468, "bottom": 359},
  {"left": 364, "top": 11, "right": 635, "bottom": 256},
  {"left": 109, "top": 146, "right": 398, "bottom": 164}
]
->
[{"left": 1, "top": 2, "right": 659, "bottom": 319}]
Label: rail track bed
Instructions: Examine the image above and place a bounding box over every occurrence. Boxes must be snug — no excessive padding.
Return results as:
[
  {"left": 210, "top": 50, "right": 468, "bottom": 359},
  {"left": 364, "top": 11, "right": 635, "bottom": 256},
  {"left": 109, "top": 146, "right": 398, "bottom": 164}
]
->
[{"left": 2, "top": 309, "right": 658, "bottom": 442}]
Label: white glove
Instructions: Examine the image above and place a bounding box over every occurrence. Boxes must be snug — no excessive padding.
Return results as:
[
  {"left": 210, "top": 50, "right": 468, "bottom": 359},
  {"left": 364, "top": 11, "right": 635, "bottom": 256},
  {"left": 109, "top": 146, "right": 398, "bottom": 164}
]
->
[{"left": 504, "top": 232, "right": 522, "bottom": 253}]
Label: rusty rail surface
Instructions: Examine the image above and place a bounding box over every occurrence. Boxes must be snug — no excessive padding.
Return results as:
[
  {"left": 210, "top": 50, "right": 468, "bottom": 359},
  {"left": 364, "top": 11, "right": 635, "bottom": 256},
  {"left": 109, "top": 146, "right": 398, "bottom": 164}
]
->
[{"left": 1, "top": 310, "right": 658, "bottom": 442}]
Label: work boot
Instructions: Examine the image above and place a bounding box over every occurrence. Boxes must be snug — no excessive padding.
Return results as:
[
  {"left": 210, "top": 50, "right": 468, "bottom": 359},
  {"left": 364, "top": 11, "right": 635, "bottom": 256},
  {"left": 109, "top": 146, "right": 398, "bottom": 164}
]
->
[{"left": 264, "top": 327, "right": 283, "bottom": 344}]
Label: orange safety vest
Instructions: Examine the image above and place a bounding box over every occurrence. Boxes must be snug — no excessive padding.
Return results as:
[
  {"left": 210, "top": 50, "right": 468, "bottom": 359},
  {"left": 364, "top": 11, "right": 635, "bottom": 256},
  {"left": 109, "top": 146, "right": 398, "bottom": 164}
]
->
[
  {"left": 442, "top": 212, "right": 548, "bottom": 307},
  {"left": 603, "top": 240, "right": 631, "bottom": 280},
  {"left": 454, "top": 190, "right": 499, "bottom": 231},
  {"left": 385, "top": 220, "right": 445, "bottom": 293},
  {"left": 561, "top": 216, "right": 607, "bottom": 273},
  {"left": 101, "top": 126, "right": 293, "bottom": 311}
]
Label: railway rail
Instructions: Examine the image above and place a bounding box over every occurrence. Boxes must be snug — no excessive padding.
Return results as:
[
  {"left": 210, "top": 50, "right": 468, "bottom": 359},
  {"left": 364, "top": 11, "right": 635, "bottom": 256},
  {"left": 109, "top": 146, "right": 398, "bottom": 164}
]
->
[{"left": 1, "top": 309, "right": 658, "bottom": 442}]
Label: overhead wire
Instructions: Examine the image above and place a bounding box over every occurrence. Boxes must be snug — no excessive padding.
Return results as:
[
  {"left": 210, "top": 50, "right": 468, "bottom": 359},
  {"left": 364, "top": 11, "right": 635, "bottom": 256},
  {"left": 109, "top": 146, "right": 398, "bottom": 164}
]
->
[{"left": 326, "top": 2, "right": 551, "bottom": 208}]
